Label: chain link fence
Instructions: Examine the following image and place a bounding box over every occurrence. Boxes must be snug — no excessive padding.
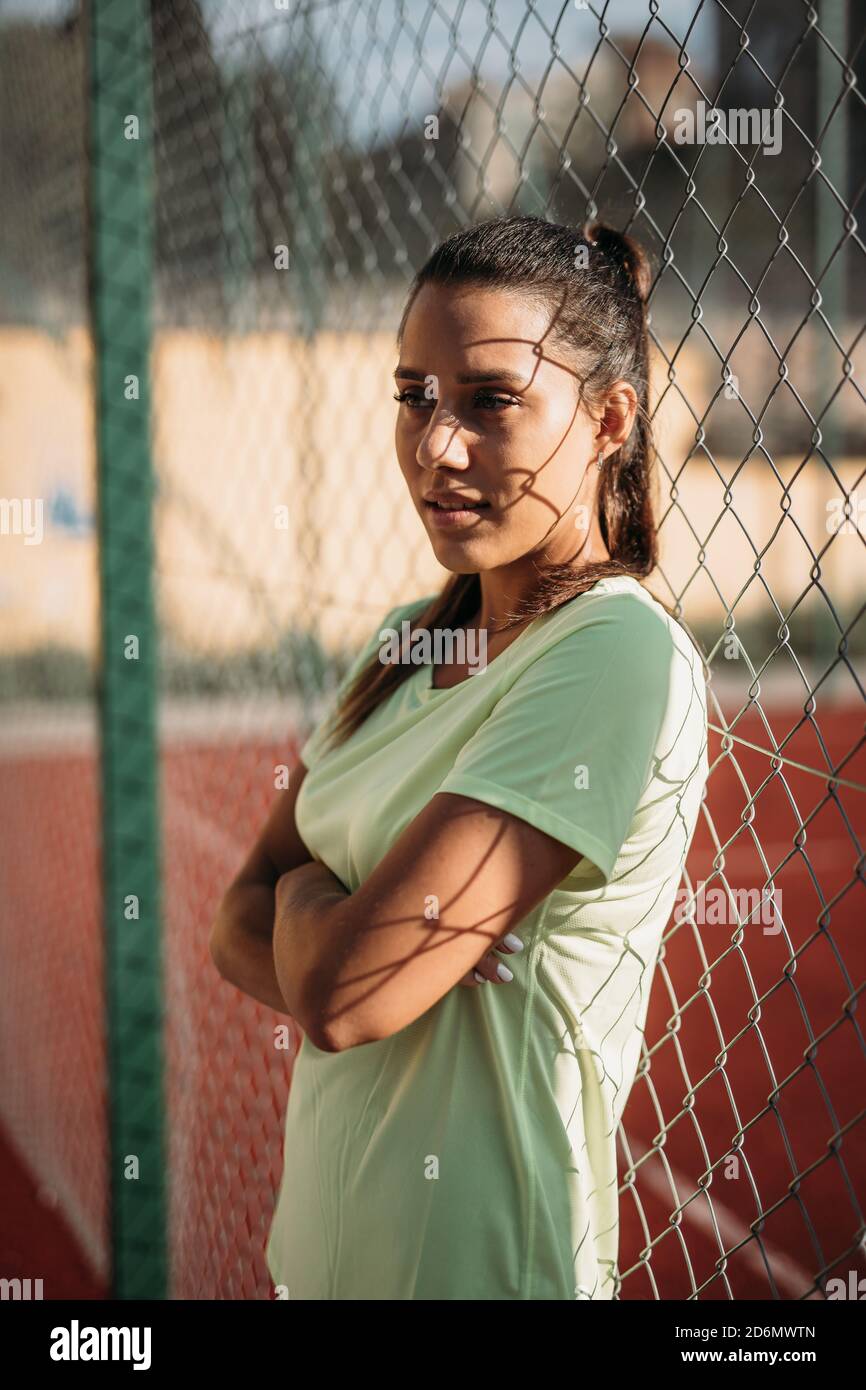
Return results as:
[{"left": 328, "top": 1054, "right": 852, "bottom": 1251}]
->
[{"left": 1, "top": 0, "right": 864, "bottom": 1299}]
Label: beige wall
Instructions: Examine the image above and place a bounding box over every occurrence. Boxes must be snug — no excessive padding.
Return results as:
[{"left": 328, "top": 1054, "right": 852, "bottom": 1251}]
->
[
  {"left": 1, "top": 325, "right": 862, "bottom": 658},
  {"left": 0, "top": 328, "right": 97, "bottom": 653}
]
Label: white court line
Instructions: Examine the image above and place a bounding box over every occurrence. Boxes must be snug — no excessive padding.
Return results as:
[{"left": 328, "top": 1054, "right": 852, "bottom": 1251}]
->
[
  {"left": 625, "top": 1137, "right": 813, "bottom": 1297},
  {"left": 0, "top": 698, "right": 314, "bottom": 755}
]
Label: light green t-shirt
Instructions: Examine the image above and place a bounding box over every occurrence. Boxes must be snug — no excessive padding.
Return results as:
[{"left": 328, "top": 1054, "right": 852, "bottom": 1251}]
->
[{"left": 266, "top": 575, "right": 709, "bottom": 1300}]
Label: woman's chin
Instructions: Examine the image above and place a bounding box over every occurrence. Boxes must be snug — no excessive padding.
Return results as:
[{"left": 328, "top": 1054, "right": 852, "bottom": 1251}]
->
[{"left": 428, "top": 535, "right": 490, "bottom": 568}]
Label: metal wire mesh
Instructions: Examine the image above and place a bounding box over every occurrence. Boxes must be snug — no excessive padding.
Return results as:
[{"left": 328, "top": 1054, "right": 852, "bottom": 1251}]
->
[{"left": 1, "top": 0, "right": 864, "bottom": 1300}]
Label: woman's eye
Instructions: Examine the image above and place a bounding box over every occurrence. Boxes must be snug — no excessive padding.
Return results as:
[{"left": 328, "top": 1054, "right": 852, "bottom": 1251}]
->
[
  {"left": 474, "top": 391, "right": 517, "bottom": 409},
  {"left": 393, "top": 388, "right": 517, "bottom": 410}
]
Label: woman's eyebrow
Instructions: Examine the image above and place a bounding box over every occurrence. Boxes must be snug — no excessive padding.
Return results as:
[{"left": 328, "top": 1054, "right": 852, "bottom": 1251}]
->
[{"left": 393, "top": 366, "right": 529, "bottom": 386}]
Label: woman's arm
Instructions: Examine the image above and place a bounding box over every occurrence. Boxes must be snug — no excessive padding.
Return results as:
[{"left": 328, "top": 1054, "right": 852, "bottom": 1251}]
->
[
  {"left": 210, "top": 879, "right": 291, "bottom": 1013},
  {"left": 209, "top": 757, "right": 315, "bottom": 1014},
  {"left": 270, "top": 594, "right": 674, "bottom": 1050},
  {"left": 272, "top": 791, "right": 582, "bottom": 1051}
]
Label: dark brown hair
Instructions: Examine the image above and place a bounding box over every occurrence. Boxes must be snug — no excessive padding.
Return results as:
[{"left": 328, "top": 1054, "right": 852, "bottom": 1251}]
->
[{"left": 324, "top": 213, "right": 663, "bottom": 751}]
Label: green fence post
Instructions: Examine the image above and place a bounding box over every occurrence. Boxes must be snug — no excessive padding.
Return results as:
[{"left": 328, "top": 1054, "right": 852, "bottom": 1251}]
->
[{"left": 86, "top": 0, "right": 166, "bottom": 1299}]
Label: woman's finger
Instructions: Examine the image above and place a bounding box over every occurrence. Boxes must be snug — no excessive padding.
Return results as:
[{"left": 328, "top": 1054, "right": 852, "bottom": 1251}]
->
[
  {"left": 458, "top": 933, "right": 523, "bottom": 986},
  {"left": 457, "top": 957, "right": 509, "bottom": 985},
  {"left": 473, "top": 952, "right": 514, "bottom": 984},
  {"left": 495, "top": 932, "right": 524, "bottom": 956}
]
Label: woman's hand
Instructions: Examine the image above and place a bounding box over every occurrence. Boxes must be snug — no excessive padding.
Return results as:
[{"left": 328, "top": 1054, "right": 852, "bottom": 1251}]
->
[{"left": 457, "top": 932, "right": 524, "bottom": 987}]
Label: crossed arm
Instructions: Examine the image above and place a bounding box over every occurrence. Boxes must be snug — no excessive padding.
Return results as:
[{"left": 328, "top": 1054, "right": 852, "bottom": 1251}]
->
[
  {"left": 211, "top": 755, "right": 583, "bottom": 1052},
  {"left": 273, "top": 787, "right": 583, "bottom": 1053}
]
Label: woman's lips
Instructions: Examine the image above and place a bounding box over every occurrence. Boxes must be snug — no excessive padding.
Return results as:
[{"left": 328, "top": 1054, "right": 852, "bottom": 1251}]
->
[{"left": 424, "top": 499, "right": 491, "bottom": 528}]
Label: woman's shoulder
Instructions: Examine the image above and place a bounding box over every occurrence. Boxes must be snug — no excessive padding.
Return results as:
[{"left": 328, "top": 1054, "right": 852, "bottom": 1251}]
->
[
  {"left": 549, "top": 575, "right": 706, "bottom": 671},
  {"left": 531, "top": 576, "right": 709, "bottom": 737}
]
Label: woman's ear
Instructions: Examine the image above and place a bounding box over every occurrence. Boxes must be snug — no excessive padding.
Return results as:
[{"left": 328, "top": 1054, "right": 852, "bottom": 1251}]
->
[{"left": 595, "top": 381, "right": 639, "bottom": 453}]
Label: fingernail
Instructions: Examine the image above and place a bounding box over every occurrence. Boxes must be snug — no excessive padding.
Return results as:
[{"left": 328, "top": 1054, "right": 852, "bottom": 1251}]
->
[
  {"left": 496, "top": 963, "right": 514, "bottom": 983},
  {"left": 473, "top": 970, "right": 486, "bottom": 983},
  {"left": 503, "top": 933, "right": 524, "bottom": 952}
]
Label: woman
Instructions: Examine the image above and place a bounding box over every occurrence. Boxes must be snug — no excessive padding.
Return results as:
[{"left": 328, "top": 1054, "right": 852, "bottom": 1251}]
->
[{"left": 211, "top": 215, "right": 709, "bottom": 1300}]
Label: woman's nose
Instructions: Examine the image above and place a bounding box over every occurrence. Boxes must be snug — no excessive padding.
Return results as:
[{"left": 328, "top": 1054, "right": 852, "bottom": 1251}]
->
[{"left": 416, "top": 406, "right": 470, "bottom": 470}]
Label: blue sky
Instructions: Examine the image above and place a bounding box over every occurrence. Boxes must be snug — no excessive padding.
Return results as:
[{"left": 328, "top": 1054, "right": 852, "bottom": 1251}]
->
[
  {"left": 5, "top": 0, "right": 720, "bottom": 145},
  {"left": 210, "top": 1, "right": 720, "bottom": 143}
]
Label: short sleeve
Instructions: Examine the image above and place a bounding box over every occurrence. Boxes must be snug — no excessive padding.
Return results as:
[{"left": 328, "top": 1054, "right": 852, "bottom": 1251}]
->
[
  {"left": 436, "top": 597, "right": 676, "bottom": 882},
  {"left": 298, "top": 602, "right": 417, "bottom": 769}
]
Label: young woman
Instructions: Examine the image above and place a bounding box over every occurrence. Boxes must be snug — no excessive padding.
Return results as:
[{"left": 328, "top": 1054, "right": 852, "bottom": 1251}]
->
[{"left": 211, "top": 215, "right": 709, "bottom": 1300}]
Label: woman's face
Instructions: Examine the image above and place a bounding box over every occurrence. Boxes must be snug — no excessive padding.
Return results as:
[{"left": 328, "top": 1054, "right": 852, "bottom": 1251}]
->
[{"left": 394, "top": 281, "right": 634, "bottom": 580}]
